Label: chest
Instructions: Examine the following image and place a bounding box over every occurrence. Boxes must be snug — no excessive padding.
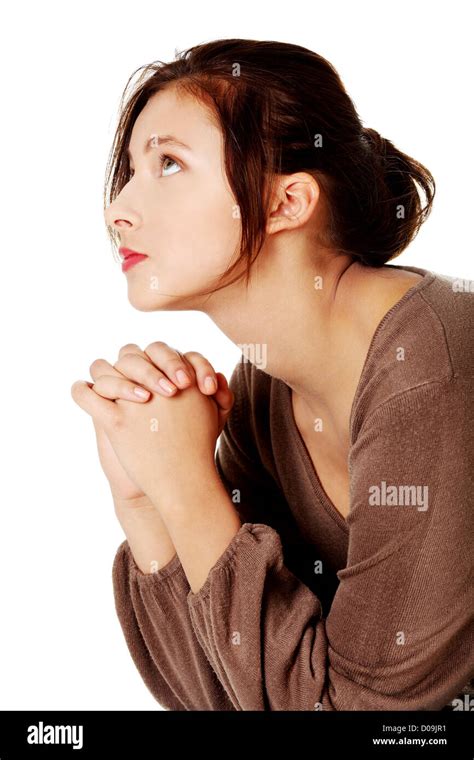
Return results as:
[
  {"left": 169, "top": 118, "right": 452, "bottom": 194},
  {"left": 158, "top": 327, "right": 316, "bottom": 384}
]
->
[{"left": 291, "top": 392, "right": 351, "bottom": 521}]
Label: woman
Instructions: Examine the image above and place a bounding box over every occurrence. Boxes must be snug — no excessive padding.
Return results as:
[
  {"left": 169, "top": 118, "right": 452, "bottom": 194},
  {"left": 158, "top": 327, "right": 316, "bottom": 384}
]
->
[{"left": 71, "top": 39, "right": 473, "bottom": 711}]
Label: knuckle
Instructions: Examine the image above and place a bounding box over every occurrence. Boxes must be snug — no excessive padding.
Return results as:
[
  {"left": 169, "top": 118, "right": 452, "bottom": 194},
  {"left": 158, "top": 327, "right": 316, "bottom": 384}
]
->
[
  {"left": 183, "top": 350, "right": 203, "bottom": 361},
  {"left": 71, "top": 380, "right": 86, "bottom": 402},
  {"left": 118, "top": 343, "right": 141, "bottom": 358},
  {"left": 70, "top": 381, "right": 80, "bottom": 399},
  {"left": 185, "top": 351, "right": 213, "bottom": 372},
  {"left": 113, "top": 355, "right": 131, "bottom": 371},
  {"left": 179, "top": 354, "right": 201, "bottom": 375},
  {"left": 89, "top": 358, "right": 106, "bottom": 376},
  {"left": 114, "top": 353, "right": 141, "bottom": 374},
  {"left": 144, "top": 340, "right": 168, "bottom": 354}
]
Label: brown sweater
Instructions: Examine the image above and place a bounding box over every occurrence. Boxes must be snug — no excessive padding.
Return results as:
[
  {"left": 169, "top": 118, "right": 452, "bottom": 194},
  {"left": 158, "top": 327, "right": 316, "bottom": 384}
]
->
[{"left": 112, "top": 264, "right": 474, "bottom": 711}]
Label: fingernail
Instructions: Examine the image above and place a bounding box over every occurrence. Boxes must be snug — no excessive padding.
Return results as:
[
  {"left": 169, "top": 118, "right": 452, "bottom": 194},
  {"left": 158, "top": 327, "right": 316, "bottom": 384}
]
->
[
  {"left": 176, "top": 369, "right": 191, "bottom": 386},
  {"left": 133, "top": 387, "right": 150, "bottom": 399},
  {"left": 158, "top": 378, "right": 176, "bottom": 394},
  {"left": 204, "top": 375, "right": 217, "bottom": 392}
]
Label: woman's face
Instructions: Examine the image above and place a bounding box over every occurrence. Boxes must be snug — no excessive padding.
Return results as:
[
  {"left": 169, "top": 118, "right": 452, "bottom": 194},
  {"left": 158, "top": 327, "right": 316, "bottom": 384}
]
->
[{"left": 104, "top": 86, "right": 242, "bottom": 311}]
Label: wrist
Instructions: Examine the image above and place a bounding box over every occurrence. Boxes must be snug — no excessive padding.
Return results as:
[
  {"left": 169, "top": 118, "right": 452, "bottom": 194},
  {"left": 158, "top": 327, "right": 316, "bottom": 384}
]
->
[
  {"left": 113, "top": 492, "right": 154, "bottom": 511},
  {"left": 148, "top": 468, "right": 242, "bottom": 593},
  {"left": 113, "top": 498, "right": 177, "bottom": 574},
  {"left": 148, "top": 459, "right": 222, "bottom": 514},
  {"left": 113, "top": 494, "right": 168, "bottom": 535}
]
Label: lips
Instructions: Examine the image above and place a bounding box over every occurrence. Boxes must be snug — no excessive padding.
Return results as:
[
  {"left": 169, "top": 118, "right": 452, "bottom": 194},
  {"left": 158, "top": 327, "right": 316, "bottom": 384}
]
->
[{"left": 119, "top": 246, "right": 148, "bottom": 261}]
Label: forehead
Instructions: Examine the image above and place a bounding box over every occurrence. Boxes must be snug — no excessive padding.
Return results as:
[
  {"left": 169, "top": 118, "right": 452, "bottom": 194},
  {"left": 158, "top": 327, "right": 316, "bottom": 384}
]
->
[{"left": 128, "top": 88, "right": 219, "bottom": 155}]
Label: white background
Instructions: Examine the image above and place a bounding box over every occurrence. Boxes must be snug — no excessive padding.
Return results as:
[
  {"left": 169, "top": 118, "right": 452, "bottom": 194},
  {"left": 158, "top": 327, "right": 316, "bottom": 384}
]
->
[{"left": 0, "top": 0, "right": 471, "bottom": 709}]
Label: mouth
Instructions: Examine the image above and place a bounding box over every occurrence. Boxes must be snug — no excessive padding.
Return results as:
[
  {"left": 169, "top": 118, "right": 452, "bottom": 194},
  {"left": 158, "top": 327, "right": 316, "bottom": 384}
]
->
[{"left": 119, "top": 247, "right": 149, "bottom": 273}]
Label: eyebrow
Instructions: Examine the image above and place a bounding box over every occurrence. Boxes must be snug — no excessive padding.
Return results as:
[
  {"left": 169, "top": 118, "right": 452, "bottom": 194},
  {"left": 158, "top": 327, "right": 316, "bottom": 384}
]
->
[{"left": 127, "top": 134, "right": 191, "bottom": 160}]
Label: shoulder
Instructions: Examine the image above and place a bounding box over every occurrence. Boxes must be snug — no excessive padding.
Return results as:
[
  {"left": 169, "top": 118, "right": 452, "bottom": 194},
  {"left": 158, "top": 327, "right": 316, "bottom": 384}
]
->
[
  {"left": 223, "top": 358, "right": 275, "bottom": 459},
  {"left": 227, "top": 356, "right": 276, "bottom": 426},
  {"left": 351, "top": 269, "right": 474, "bottom": 439},
  {"left": 417, "top": 270, "right": 474, "bottom": 377},
  {"left": 224, "top": 357, "right": 290, "bottom": 481}
]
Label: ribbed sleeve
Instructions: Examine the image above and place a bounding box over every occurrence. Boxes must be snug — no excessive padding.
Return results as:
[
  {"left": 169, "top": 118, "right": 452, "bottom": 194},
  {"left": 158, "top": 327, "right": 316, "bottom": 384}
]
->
[
  {"left": 112, "top": 539, "right": 235, "bottom": 710},
  {"left": 186, "top": 377, "right": 474, "bottom": 710}
]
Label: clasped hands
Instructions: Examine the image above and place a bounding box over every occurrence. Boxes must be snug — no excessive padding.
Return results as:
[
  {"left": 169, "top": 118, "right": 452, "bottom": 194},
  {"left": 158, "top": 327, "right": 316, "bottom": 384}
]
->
[{"left": 71, "top": 341, "right": 235, "bottom": 511}]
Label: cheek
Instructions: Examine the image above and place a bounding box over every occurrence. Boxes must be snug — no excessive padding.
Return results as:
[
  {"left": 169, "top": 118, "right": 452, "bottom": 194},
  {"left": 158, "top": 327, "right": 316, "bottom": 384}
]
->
[
  {"left": 148, "top": 182, "right": 241, "bottom": 276},
  {"left": 191, "top": 191, "right": 240, "bottom": 260}
]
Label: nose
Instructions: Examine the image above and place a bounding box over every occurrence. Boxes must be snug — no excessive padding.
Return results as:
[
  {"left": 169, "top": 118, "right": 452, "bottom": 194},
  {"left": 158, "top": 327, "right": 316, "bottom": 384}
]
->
[{"left": 104, "top": 197, "right": 141, "bottom": 232}]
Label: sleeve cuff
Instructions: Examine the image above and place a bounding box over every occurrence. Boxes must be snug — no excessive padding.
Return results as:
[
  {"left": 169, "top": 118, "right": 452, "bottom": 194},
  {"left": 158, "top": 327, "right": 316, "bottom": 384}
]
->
[
  {"left": 118, "top": 539, "right": 189, "bottom": 589},
  {"left": 186, "top": 522, "right": 281, "bottom": 605}
]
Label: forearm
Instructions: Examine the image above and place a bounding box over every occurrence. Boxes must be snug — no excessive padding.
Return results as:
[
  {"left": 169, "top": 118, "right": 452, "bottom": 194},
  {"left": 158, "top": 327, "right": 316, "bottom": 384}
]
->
[
  {"left": 114, "top": 496, "right": 177, "bottom": 575},
  {"left": 150, "top": 465, "right": 242, "bottom": 594}
]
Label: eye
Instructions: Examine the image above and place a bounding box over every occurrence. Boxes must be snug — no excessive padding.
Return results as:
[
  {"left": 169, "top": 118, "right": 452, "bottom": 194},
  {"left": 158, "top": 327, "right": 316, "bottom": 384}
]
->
[
  {"left": 158, "top": 153, "right": 181, "bottom": 177},
  {"left": 127, "top": 154, "right": 182, "bottom": 180}
]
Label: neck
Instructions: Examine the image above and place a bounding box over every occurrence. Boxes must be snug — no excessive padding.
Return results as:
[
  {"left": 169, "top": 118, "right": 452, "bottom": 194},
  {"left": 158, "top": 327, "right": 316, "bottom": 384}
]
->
[
  {"left": 199, "top": 241, "right": 420, "bottom": 449},
  {"left": 201, "top": 241, "right": 366, "bottom": 415}
]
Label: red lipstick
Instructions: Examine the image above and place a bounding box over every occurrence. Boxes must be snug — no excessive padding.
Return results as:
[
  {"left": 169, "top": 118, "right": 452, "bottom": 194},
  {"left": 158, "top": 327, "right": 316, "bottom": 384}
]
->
[{"left": 119, "top": 247, "right": 148, "bottom": 273}]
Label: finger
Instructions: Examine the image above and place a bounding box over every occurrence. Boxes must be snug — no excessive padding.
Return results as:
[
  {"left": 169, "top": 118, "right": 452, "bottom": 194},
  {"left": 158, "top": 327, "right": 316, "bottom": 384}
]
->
[
  {"left": 117, "top": 343, "right": 145, "bottom": 360},
  {"left": 71, "top": 380, "right": 117, "bottom": 424},
  {"left": 118, "top": 341, "right": 195, "bottom": 391},
  {"left": 215, "top": 374, "right": 234, "bottom": 427},
  {"left": 89, "top": 358, "right": 125, "bottom": 382},
  {"left": 91, "top": 374, "right": 152, "bottom": 402},
  {"left": 213, "top": 375, "right": 234, "bottom": 435},
  {"left": 143, "top": 341, "right": 196, "bottom": 389},
  {"left": 117, "top": 343, "right": 168, "bottom": 381},
  {"left": 214, "top": 372, "right": 234, "bottom": 409},
  {"left": 114, "top": 352, "right": 179, "bottom": 397},
  {"left": 92, "top": 348, "right": 180, "bottom": 397},
  {"left": 116, "top": 341, "right": 224, "bottom": 400},
  {"left": 180, "top": 351, "right": 222, "bottom": 395},
  {"left": 89, "top": 357, "right": 153, "bottom": 401}
]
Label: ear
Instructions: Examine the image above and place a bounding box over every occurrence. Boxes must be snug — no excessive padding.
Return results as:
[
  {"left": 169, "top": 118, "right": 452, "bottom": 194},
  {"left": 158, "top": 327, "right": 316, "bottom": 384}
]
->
[{"left": 266, "top": 173, "right": 320, "bottom": 235}]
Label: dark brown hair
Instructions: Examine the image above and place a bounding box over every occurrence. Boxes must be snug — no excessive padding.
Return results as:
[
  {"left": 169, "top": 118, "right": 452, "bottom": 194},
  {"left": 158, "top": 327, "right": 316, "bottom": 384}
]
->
[{"left": 104, "top": 38, "right": 435, "bottom": 295}]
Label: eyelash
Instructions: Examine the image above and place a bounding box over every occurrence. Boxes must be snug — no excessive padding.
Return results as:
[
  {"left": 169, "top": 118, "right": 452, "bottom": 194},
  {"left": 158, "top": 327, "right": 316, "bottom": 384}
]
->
[{"left": 128, "top": 153, "right": 180, "bottom": 178}]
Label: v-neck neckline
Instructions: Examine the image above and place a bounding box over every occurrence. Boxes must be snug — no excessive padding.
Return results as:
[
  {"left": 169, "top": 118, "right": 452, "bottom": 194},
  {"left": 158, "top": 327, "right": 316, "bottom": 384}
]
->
[{"left": 279, "top": 265, "right": 436, "bottom": 531}]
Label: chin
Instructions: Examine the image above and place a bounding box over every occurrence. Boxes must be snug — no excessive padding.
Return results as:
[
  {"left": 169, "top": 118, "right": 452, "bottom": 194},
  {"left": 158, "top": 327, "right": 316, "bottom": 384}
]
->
[
  {"left": 128, "top": 299, "right": 159, "bottom": 313},
  {"left": 126, "top": 288, "right": 197, "bottom": 313},
  {"left": 126, "top": 291, "right": 169, "bottom": 312},
  {"left": 125, "top": 270, "right": 216, "bottom": 311}
]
